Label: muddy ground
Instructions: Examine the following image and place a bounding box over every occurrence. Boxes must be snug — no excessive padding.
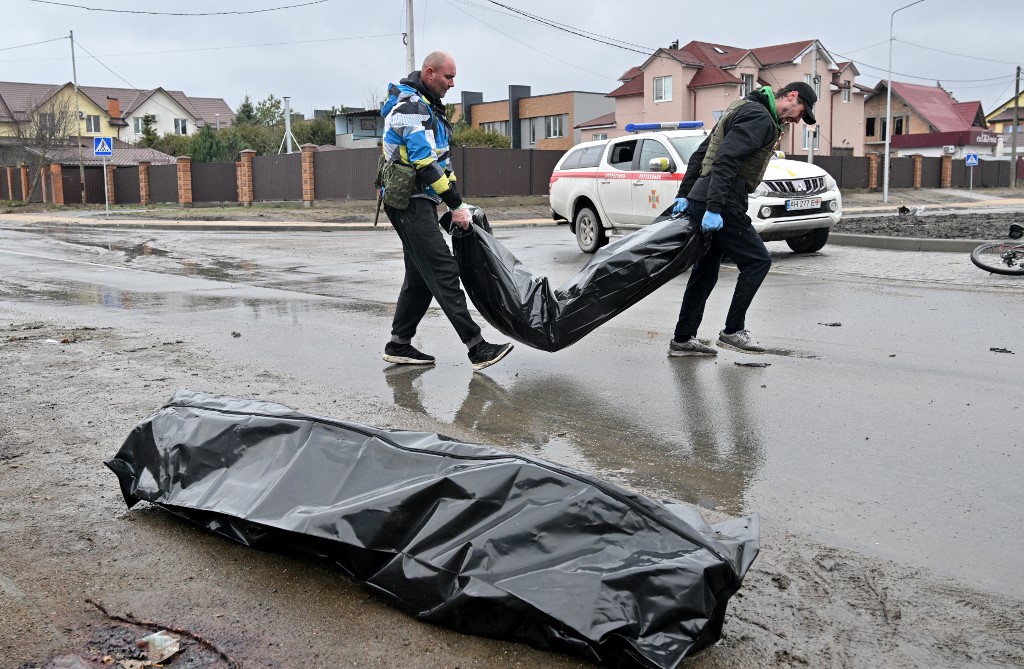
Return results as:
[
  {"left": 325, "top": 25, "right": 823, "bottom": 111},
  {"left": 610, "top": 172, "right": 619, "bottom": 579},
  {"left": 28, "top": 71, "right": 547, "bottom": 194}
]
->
[{"left": 2, "top": 315, "right": 1024, "bottom": 669}]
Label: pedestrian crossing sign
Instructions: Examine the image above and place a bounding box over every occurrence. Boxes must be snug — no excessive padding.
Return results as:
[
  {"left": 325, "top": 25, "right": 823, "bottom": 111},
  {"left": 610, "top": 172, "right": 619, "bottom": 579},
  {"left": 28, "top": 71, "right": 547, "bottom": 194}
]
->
[
  {"left": 965, "top": 153, "right": 979, "bottom": 166},
  {"left": 93, "top": 137, "right": 113, "bottom": 156}
]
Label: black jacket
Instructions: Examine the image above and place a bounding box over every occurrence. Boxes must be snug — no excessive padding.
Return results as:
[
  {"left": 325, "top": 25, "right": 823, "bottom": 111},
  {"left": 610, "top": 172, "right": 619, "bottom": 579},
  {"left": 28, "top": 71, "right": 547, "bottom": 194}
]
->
[{"left": 678, "top": 89, "right": 779, "bottom": 214}]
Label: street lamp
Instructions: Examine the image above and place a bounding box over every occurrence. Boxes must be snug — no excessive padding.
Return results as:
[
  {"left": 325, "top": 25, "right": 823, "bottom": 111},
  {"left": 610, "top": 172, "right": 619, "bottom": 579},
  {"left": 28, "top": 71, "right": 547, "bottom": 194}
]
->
[{"left": 883, "top": 0, "right": 926, "bottom": 204}]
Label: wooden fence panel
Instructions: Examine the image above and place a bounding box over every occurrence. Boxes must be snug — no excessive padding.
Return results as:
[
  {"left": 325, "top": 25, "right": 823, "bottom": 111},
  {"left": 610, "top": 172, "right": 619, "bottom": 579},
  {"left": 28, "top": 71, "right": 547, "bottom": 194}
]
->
[
  {"left": 253, "top": 153, "right": 302, "bottom": 201},
  {"left": 191, "top": 162, "right": 238, "bottom": 203}
]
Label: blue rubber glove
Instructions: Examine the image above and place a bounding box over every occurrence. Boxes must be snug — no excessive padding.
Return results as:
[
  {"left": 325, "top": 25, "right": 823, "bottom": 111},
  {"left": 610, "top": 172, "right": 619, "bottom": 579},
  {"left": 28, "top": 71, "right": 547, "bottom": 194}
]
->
[
  {"left": 701, "top": 210, "right": 724, "bottom": 233},
  {"left": 672, "top": 197, "right": 688, "bottom": 214}
]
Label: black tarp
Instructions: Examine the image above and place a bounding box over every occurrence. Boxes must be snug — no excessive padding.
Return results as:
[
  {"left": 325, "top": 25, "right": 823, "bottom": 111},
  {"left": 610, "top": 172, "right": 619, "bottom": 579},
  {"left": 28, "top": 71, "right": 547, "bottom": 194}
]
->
[
  {"left": 106, "top": 391, "right": 759, "bottom": 669},
  {"left": 447, "top": 208, "right": 707, "bottom": 351}
]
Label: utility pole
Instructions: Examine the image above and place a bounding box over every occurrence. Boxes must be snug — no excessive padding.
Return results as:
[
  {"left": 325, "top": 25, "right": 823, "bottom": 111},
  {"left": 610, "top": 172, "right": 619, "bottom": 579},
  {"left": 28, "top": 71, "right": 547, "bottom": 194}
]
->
[
  {"left": 405, "top": 0, "right": 415, "bottom": 74},
  {"left": 278, "top": 96, "right": 298, "bottom": 154},
  {"left": 884, "top": 0, "right": 926, "bottom": 204},
  {"left": 70, "top": 30, "right": 86, "bottom": 204},
  {"left": 1013, "top": 65, "right": 1020, "bottom": 188},
  {"left": 808, "top": 44, "right": 817, "bottom": 164}
]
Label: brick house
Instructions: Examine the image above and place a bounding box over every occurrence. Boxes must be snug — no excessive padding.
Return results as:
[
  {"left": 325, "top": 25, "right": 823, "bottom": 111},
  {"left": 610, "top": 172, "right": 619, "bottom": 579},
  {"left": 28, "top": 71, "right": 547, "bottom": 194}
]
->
[
  {"left": 578, "top": 39, "right": 866, "bottom": 157},
  {"left": 459, "top": 87, "right": 614, "bottom": 150},
  {"left": 864, "top": 81, "right": 994, "bottom": 159}
]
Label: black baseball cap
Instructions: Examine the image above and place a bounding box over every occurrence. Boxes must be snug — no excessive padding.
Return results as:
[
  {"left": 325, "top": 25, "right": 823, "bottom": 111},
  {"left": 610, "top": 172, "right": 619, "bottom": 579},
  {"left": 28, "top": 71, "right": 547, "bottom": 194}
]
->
[{"left": 781, "top": 81, "right": 817, "bottom": 125}]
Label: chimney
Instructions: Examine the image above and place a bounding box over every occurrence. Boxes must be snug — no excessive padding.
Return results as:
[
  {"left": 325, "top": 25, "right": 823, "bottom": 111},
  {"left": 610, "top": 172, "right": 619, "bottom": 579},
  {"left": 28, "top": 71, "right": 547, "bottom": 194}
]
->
[
  {"left": 669, "top": 39, "right": 679, "bottom": 50},
  {"left": 107, "top": 97, "right": 121, "bottom": 119}
]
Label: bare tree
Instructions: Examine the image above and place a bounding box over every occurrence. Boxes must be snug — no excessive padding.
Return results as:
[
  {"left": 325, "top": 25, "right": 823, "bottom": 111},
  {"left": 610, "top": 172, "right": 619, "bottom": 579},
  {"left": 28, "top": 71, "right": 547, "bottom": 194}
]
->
[
  {"left": 9, "top": 95, "right": 77, "bottom": 201},
  {"left": 363, "top": 86, "right": 385, "bottom": 112}
]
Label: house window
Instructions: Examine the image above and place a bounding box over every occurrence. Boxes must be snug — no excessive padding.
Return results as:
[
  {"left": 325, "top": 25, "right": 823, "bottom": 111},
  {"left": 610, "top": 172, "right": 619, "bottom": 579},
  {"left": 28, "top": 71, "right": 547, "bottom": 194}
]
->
[
  {"left": 741, "top": 74, "right": 754, "bottom": 97},
  {"left": 804, "top": 73, "right": 820, "bottom": 97},
  {"left": 85, "top": 115, "right": 101, "bottom": 132},
  {"left": 481, "top": 121, "right": 508, "bottom": 135},
  {"left": 39, "top": 113, "right": 56, "bottom": 132},
  {"left": 803, "top": 126, "right": 819, "bottom": 150},
  {"left": 529, "top": 118, "right": 536, "bottom": 145},
  {"left": 174, "top": 118, "right": 188, "bottom": 135},
  {"left": 592, "top": 132, "right": 608, "bottom": 141},
  {"left": 894, "top": 117, "right": 904, "bottom": 135},
  {"left": 133, "top": 116, "right": 145, "bottom": 133},
  {"left": 842, "top": 86, "right": 851, "bottom": 103},
  {"left": 653, "top": 76, "right": 672, "bottom": 102},
  {"left": 866, "top": 117, "right": 876, "bottom": 137},
  {"left": 544, "top": 115, "right": 563, "bottom": 138}
]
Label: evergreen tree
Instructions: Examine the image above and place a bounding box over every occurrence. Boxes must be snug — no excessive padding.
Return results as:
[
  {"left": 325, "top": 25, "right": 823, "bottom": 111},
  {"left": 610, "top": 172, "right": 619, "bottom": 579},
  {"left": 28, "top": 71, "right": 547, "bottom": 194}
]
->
[
  {"left": 189, "top": 123, "right": 229, "bottom": 162},
  {"left": 234, "top": 95, "right": 257, "bottom": 126},
  {"left": 255, "top": 94, "right": 283, "bottom": 127},
  {"left": 138, "top": 114, "right": 159, "bottom": 147}
]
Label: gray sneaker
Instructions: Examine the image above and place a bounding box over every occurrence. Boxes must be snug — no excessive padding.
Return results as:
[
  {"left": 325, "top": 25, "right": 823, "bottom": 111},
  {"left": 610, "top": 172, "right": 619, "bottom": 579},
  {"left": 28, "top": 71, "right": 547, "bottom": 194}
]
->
[
  {"left": 668, "top": 337, "right": 717, "bottom": 357},
  {"left": 716, "top": 329, "right": 766, "bottom": 354}
]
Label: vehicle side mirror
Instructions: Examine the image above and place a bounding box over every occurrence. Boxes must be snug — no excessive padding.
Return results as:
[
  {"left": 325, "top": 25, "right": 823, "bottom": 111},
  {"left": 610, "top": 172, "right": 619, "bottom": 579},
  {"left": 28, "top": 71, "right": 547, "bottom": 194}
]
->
[{"left": 648, "top": 157, "right": 673, "bottom": 172}]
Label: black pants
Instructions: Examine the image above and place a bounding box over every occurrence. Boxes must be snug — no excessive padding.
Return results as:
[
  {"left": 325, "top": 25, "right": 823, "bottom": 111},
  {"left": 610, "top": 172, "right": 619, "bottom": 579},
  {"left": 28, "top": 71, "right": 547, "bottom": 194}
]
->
[
  {"left": 386, "top": 197, "right": 482, "bottom": 346},
  {"left": 673, "top": 200, "right": 771, "bottom": 341}
]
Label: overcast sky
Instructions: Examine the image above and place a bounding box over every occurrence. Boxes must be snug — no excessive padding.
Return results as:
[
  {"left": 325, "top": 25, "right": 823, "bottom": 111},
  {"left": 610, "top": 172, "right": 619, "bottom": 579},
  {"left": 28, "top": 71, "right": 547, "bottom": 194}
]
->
[{"left": 6, "top": 0, "right": 1023, "bottom": 120}]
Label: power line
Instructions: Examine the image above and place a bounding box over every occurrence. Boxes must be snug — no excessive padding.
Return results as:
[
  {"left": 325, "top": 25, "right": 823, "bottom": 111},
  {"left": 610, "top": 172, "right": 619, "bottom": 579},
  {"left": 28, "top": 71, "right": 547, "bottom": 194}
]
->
[
  {"left": 833, "top": 52, "right": 1016, "bottom": 83},
  {"left": 478, "top": 0, "right": 653, "bottom": 55},
  {"left": 442, "top": 0, "right": 615, "bottom": 80},
  {"left": 894, "top": 39, "right": 1021, "bottom": 67},
  {"left": 0, "top": 36, "right": 67, "bottom": 52},
  {"left": 29, "top": 0, "right": 328, "bottom": 16},
  {"left": 0, "top": 33, "right": 402, "bottom": 63},
  {"left": 832, "top": 39, "right": 890, "bottom": 56}
]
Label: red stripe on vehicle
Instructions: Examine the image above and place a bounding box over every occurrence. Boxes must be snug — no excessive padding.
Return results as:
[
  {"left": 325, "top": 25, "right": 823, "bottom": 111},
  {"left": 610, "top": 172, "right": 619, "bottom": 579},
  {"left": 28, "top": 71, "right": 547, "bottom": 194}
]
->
[{"left": 550, "top": 171, "right": 684, "bottom": 181}]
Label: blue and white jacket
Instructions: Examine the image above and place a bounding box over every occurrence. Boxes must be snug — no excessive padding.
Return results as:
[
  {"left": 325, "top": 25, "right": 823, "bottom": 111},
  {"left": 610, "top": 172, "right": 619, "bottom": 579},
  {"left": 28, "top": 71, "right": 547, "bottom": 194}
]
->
[{"left": 380, "top": 72, "right": 462, "bottom": 209}]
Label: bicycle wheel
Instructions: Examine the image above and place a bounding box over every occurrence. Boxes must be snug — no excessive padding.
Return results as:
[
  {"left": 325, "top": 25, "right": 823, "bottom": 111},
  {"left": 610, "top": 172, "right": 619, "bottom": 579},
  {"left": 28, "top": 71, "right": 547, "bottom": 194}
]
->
[{"left": 971, "top": 242, "right": 1024, "bottom": 276}]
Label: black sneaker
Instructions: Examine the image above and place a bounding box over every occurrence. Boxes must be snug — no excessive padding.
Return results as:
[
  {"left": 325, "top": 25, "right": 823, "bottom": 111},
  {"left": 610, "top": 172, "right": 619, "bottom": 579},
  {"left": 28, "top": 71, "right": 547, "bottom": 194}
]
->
[
  {"left": 716, "top": 329, "right": 766, "bottom": 354},
  {"left": 668, "top": 337, "right": 717, "bottom": 357},
  {"left": 468, "top": 341, "right": 514, "bottom": 371},
  {"left": 383, "top": 342, "right": 435, "bottom": 365}
]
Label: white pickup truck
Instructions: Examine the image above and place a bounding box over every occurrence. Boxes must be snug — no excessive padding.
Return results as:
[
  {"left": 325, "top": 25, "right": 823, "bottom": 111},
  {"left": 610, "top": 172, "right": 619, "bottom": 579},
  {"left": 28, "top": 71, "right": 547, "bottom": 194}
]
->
[{"left": 549, "top": 122, "right": 842, "bottom": 253}]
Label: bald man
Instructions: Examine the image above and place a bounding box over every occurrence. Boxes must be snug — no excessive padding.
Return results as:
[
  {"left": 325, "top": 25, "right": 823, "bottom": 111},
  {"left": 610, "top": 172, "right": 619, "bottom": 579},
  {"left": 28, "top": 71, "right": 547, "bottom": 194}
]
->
[{"left": 379, "top": 51, "right": 513, "bottom": 371}]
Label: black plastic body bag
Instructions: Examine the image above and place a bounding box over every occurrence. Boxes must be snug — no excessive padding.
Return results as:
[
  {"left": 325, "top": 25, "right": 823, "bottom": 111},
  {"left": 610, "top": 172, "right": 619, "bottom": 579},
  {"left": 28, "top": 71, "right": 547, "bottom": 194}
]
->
[
  {"left": 107, "top": 391, "right": 759, "bottom": 669},
  {"left": 444, "top": 208, "right": 708, "bottom": 351}
]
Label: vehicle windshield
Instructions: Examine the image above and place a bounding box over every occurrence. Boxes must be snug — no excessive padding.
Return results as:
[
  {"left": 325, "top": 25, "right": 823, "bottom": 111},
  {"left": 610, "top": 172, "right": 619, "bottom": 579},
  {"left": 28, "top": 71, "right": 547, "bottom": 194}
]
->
[{"left": 668, "top": 136, "right": 705, "bottom": 165}]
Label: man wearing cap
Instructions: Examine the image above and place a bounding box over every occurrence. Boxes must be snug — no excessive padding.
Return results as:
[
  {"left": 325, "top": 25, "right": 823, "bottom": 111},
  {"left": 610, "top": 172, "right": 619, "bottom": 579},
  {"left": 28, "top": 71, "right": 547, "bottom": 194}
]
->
[{"left": 666, "top": 81, "right": 816, "bottom": 356}]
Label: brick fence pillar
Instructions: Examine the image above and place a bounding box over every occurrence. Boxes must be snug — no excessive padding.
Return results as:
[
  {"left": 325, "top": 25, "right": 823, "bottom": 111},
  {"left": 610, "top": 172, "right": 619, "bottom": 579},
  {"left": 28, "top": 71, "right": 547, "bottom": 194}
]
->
[
  {"left": 5, "top": 166, "right": 13, "bottom": 200},
  {"left": 39, "top": 167, "right": 48, "bottom": 203},
  {"left": 105, "top": 163, "right": 117, "bottom": 204},
  {"left": 19, "top": 164, "right": 30, "bottom": 202},
  {"left": 867, "top": 153, "right": 879, "bottom": 190},
  {"left": 300, "top": 143, "right": 317, "bottom": 207},
  {"left": 138, "top": 161, "right": 150, "bottom": 205},
  {"left": 940, "top": 154, "right": 953, "bottom": 188},
  {"left": 912, "top": 154, "right": 922, "bottom": 189},
  {"left": 176, "top": 156, "right": 193, "bottom": 207},
  {"left": 49, "top": 164, "right": 64, "bottom": 205},
  {"left": 238, "top": 149, "right": 256, "bottom": 206}
]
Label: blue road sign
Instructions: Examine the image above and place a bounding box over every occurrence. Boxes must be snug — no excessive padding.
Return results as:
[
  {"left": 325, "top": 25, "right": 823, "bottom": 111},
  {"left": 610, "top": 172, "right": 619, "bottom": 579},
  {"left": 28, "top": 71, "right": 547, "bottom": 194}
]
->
[
  {"left": 93, "top": 137, "right": 113, "bottom": 157},
  {"left": 965, "top": 153, "right": 979, "bottom": 166}
]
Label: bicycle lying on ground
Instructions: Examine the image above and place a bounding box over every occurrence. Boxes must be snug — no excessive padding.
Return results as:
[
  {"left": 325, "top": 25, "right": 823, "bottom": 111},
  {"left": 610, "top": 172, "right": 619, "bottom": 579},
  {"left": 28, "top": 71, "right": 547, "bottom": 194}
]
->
[{"left": 971, "top": 224, "right": 1024, "bottom": 275}]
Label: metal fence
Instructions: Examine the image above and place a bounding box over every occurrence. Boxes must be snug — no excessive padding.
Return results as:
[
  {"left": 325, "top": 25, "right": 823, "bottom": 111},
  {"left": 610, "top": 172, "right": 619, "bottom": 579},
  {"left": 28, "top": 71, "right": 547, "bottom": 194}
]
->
[
  {"left": 253, "top": 153, "right": 302, "bottom": 201},
  {"left": 1, "top": 172, "right": 10, "bottom": 199},
  {"left": 114, "top": 167, "right": 141, "bottom": 204},
  {"left": 59, "top": 166, "right": 105, "bottom": 204},
  {"left": 314, "top": 148, "right": 377, "bottom": 200},
  {"left": 192, "top": 162, "right": 238, "bottom": 203},
  {"left": 149, "top": 164, "right": 178, "bottom": 203},
  {"left": 813, "top": 156, "right": 869, "bottom": 189}
]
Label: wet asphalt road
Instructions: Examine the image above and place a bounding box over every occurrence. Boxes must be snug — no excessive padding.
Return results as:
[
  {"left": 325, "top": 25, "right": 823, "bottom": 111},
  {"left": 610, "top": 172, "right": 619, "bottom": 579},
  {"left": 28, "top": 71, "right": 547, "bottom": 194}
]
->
[{"left": 1, "top": 221, "right": 1021, "bottom": 599}]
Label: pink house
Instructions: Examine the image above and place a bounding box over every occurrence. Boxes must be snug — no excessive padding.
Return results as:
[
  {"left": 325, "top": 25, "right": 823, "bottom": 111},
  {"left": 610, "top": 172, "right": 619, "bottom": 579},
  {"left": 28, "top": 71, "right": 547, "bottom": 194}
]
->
[{"left": 576, "top": 39, "right": 867, "bottom": 157}]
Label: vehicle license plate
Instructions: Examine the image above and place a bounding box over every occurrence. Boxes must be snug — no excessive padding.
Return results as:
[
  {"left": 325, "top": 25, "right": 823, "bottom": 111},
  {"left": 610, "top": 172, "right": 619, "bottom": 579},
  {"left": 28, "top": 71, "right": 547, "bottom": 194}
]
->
[{"left": 786, "top": 197, "right": 821, "bottom": 211}]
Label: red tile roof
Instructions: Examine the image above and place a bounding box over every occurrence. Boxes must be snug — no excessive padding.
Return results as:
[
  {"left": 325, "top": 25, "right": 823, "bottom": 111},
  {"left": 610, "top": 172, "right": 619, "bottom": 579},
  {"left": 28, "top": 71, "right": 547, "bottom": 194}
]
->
[
  {"left": 750, "top": 40, "right": 815, "bottom": 66},
  {"left": 889, "top": 81, "right": 983, "bottom": 132},
  {"left": 953, "top": 101, "right": 983, "bottom": 127},
  {"left": 575, "top": 111, "right": 615, "bottom": 129},
  {"left": 671, "top": 41, "right": 747, "bottom": 68},
  {"left": 608, "top": 76, "right": 644, "bottom": 98},
  {"left": 618, "top": 66, "right": 642, "bottom": 82},
  {"left": 688, "top": 66, "right": 743, "bottom": 89}
]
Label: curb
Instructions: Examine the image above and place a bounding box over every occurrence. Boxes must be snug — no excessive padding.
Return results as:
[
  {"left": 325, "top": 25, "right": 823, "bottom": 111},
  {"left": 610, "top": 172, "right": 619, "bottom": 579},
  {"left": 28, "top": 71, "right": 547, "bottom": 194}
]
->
[{"left": 828, "top": 233, "right": 989, "bottom": 253}]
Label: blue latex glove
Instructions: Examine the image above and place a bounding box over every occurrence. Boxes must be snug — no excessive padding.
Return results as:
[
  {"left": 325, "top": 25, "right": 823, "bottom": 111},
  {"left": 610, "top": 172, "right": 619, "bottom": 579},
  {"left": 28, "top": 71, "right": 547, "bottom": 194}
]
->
[
  {"left": 701, "top": 210, "right": 724, "bottom": 233},
  {"left": 672, "top": 197, "right": 688, "bottom": 214}
]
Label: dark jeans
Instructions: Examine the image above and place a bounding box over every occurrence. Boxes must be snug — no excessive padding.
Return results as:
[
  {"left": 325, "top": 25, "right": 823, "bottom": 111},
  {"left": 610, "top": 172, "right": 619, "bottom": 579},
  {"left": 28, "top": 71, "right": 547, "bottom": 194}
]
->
[
  {"left": 386, "top": 197, "right": 482, "bottom": 346},
  {"left": 673, "top": 200, "right": 771, "bottom": 341}
]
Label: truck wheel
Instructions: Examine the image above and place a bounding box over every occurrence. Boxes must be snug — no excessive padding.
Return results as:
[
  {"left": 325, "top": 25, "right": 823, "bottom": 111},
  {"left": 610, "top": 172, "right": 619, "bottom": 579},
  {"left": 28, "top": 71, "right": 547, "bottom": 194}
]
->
[
  {"left": 786, "top": 228, "right": 829, "bottom": 253},
  {"left": 575, "top": 207, "right": 607, "bottom": 253}
]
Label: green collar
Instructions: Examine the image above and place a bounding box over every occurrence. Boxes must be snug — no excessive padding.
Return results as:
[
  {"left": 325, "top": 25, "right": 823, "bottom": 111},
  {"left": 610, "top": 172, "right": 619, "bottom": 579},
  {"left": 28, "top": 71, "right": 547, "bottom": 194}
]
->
[{"left": 760, "top": 85, "right": 782, "bottom": 129}]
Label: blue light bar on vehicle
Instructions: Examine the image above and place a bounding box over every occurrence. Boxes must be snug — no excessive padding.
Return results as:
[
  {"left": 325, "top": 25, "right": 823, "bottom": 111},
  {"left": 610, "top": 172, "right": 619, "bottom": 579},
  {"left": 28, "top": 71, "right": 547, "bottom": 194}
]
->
[{"left": 624, "top": 121, "right": 705, "bottom": 132}]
